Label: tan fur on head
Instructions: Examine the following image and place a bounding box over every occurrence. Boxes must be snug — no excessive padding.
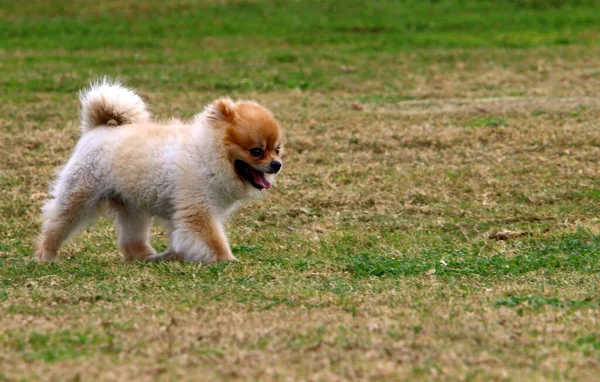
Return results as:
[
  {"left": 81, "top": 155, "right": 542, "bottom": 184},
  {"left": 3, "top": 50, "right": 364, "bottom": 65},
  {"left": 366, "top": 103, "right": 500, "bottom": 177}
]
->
[{"left": 35, "top": 79, "right": 284, "bottom": 264}]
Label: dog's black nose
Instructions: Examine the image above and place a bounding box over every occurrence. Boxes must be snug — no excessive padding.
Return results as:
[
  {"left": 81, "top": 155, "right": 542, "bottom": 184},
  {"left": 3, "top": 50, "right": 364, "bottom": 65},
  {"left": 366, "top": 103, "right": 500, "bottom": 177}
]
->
[{"left": 270, "top": 161, "right": 282, "bottom": 173}]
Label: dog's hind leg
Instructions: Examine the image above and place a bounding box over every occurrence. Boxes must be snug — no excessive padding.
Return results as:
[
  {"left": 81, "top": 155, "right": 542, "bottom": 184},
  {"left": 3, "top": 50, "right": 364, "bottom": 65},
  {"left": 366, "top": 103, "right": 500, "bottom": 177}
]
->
[
  {"left": 113, "top": 206, "right": 156, "bottom": 261},
  {"left": 35, "top": 188, "right": 99, "bottom": 262}
]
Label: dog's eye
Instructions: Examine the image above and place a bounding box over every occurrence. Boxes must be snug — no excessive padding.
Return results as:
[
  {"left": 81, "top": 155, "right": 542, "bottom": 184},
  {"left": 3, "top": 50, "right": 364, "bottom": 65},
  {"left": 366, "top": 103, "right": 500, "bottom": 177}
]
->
[
  {"left": 249, "top": 148, "right": 263, "bottom": 158},
  {"left": 275, "top": 147, "right": 280, "bottom": 155}
]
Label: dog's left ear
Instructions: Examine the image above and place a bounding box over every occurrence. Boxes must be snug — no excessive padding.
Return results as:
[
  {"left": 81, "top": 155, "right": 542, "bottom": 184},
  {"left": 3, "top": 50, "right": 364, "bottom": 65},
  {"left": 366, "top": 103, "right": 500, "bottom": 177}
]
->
[{"left": 206, "top": 98, "right": 236, "bottom": 124}]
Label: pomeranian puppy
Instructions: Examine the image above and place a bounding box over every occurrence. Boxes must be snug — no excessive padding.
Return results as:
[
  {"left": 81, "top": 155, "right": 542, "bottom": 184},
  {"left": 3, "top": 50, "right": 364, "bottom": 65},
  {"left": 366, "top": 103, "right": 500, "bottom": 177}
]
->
[{"left": 35, "top": 78, "right": 283, "bottom": 263}]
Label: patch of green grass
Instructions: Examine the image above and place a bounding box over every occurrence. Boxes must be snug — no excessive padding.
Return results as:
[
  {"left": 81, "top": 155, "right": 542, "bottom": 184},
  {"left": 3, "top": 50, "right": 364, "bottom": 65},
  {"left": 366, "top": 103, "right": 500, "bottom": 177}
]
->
[
  {"left": 580, "top": 188, "right": 600, "bottom": 201},
  {"left": 2, "top": 0, "right": 600, "bottom": 93},
  {"left": 2, "top": 330, "right": 119, "bottom": 363},
  {"left": 576, "top": 335, "right": 600, "bottom": 355},
  {"left": 467, "top": 117, "right": 508, "bottom": 128},
  {"left": 495, "top": 295, "right": 597, "bottom": 309},
  {"left": 3, "top": 1, "right": 600, "bottom": 50},
  {"left": 342, "top": 231, "right": 600, "bottom": 278}
]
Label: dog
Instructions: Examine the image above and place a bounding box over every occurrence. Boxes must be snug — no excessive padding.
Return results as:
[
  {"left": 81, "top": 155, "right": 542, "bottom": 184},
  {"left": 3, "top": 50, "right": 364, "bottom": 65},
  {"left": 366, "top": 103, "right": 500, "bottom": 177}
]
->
[{"left": 34, "top": 78, "right": 283, "bottom": 263}]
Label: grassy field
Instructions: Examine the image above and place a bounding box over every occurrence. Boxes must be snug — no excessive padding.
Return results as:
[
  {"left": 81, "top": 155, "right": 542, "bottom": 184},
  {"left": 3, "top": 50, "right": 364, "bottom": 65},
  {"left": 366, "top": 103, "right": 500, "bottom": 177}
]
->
[{"left": 2, "top": 0, "right": 600, "bottom": 380}]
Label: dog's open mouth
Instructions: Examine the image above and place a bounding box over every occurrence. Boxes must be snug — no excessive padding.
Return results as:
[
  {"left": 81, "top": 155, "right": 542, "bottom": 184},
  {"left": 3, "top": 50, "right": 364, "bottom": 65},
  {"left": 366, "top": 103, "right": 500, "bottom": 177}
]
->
[{"left": 234, "top": 160, "right": 271, "bottom": 190}]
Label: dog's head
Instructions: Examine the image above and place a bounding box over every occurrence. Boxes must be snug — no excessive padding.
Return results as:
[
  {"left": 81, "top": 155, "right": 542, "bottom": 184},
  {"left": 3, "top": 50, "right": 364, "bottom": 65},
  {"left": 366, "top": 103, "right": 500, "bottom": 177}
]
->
[{"left": 206, "top": 98, "right": 283, "bottom": 192}]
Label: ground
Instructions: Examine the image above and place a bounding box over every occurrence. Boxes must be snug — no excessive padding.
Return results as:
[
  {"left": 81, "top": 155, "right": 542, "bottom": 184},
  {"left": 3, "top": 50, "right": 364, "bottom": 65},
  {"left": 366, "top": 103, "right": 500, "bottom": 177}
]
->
[{"left": 1, "top": 0, "right": 600, "bottom": 380}]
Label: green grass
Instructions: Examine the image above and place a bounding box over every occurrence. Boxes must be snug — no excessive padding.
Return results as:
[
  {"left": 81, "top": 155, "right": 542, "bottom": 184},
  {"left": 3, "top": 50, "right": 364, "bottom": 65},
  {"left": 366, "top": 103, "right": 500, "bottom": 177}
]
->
[
  {"left": 2, "top": 329, "right": 118, "bottom": 363},
  {"left": 2, "top": 0, "right": 600, "bottom": 380},
  {"left": 2, "top": 0, "right": 600, "bottom": 94},
  {"left": 467, "top": 117, "right": 508, "bottom": 128}
]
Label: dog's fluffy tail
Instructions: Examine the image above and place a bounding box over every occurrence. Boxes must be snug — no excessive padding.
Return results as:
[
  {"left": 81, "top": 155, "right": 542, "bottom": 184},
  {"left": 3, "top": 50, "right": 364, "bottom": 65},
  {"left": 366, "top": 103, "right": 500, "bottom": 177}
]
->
[{"left": 79, "top": 78, "right": 150, "bottom": 133}]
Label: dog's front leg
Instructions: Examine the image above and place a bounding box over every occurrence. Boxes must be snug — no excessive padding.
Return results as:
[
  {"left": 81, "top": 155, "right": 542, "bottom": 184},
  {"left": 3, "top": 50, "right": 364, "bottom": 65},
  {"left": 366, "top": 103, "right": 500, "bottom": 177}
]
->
[{"left": 167, "top": 208, "right": 236, "bottom": 263}]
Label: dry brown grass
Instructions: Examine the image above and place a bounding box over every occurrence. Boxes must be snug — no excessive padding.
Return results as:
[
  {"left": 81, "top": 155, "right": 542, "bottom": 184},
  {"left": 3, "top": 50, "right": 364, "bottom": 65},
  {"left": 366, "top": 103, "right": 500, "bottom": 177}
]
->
[{"left": 2, "top": 277, "right": 599, "bottom": 381}]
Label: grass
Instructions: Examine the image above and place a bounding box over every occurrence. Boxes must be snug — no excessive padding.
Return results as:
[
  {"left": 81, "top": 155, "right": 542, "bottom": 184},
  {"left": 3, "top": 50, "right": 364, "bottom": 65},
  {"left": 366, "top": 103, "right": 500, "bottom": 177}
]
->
[{"left": 2, "top": 0, "right": 600, "bottom": 380}]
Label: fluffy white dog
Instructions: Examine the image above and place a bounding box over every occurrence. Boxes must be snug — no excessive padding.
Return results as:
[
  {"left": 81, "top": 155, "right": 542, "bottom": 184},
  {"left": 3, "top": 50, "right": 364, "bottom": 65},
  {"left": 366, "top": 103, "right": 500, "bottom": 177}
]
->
[{"left": 35, "top": 79, "right": 284, "bottom": 263}]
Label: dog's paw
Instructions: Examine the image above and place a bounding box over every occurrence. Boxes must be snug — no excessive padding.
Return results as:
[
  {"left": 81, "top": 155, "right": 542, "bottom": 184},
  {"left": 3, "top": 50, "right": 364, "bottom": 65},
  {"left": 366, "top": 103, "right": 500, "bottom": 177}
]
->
[
  {"left": 217, "top": 255, "right": 239, "bottom": 263},
  {"left": 121, "top": 242, "right": 157, "bottom": 262},
  {"left": 216, "top": 250, "right": 237, "bottom": 262},
  {"left": 146, "top": 250, "right": 181, "bottom": 262},
  {"left": 34, "top": 248, "right": 57, "bottom": 262}
]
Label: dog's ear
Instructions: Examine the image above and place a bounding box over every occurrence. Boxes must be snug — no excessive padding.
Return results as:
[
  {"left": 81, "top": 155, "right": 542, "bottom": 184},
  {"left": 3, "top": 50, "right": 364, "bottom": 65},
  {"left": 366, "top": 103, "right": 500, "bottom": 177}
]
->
[{"left": 206, "top": 98, "right": 236, "bottom": 124}]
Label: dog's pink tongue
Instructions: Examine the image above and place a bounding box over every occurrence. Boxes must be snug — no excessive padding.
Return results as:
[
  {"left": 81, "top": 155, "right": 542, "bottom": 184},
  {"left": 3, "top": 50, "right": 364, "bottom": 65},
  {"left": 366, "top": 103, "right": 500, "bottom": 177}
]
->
[{"left": 250, "top": 168, "right": 271, "bottom": 189}]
